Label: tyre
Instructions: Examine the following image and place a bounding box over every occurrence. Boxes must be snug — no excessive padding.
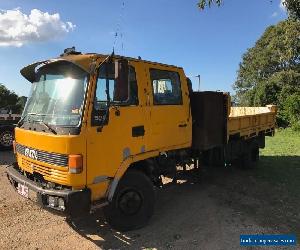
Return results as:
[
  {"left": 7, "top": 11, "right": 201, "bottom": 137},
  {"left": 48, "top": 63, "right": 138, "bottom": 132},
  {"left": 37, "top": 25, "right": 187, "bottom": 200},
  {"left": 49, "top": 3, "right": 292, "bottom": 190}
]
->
[
  {"left": 104, "top": 169, "right": 155, "bottom": 231},
  {"left": 239, "top": 142, "right": 259, "bottom": 169},
  {"left": 240, "top": 149, "right": 252, "bottom": 169},
  {"left": 251, "top": 144, "right": 259, "bottom": 162},
  {"left": 0, "top": 129, "right": 14, "bottom": 150}
]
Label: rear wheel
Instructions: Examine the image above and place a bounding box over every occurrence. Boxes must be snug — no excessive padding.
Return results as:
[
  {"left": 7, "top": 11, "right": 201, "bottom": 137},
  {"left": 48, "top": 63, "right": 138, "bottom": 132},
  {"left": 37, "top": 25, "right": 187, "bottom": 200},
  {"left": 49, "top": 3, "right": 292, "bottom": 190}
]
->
[
  {"left": 104, "top": 169, "right": 155, "bottom": 231},
  {"left": 0, "top": 130, "right": 13, "bottom": 149},
  {"left": 240, "top": 142, "right": 259, "bottom": 169},
  {"left": 251, "top": 144, "right": 259, "bottom": 162}
]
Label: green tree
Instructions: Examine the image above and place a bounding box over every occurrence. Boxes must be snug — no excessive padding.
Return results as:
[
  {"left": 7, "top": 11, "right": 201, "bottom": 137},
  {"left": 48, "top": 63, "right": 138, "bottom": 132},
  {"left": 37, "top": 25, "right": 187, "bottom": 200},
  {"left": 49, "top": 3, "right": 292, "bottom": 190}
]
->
[
  {"left": 16, "top": 96, "right": 27, "bottom": 111},
  {"left": 198, "top": 0, "right": 300, "bottom": 20},
  {"left": 233, "top": 19, "right": 300, "bottom": 129},
  {"left": 0, "top": 84, "right": 25, "bottom": 113},
  {"left": 283, "top": 0, "right": 300, "bottom": 20}
]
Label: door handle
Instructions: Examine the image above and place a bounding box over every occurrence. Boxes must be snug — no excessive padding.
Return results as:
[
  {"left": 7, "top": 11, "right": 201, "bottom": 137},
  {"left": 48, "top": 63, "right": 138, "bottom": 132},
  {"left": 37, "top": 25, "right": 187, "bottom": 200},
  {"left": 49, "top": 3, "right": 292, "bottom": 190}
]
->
[{"left": 178, "top": 123, "right": 187, "bottom": 128}]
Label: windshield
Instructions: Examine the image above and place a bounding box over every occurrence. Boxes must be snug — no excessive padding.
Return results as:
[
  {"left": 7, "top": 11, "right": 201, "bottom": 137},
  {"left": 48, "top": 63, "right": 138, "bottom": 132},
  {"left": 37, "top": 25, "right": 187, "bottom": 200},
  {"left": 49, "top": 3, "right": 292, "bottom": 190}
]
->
[{"left": 22, "top": 61, "right": 88, "bottom": 127}]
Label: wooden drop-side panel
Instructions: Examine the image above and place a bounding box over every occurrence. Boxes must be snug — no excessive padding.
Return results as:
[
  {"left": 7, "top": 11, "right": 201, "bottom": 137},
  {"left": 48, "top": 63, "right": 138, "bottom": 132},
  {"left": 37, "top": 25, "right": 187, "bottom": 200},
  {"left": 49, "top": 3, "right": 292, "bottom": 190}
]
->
[{"left": 228, "top": 105, "right": 277, "bottom": 137}]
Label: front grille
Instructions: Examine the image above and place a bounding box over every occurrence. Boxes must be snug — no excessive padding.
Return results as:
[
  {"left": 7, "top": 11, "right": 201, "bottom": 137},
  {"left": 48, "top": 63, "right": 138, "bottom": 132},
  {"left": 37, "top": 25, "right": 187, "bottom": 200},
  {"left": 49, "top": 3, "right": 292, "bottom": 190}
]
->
[
  {"left": 16, "top": 143, "right": 68, "bottom": 167},
  {"left": 21, "top": 158, "right": 68, "bottom": 183}
]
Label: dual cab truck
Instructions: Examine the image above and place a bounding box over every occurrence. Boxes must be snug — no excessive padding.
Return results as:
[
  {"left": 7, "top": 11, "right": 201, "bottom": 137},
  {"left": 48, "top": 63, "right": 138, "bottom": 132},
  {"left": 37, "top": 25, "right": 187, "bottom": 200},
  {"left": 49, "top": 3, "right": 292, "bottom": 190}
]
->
[{"left": 6, "top": 49, "right": 276, "bottom": 231}]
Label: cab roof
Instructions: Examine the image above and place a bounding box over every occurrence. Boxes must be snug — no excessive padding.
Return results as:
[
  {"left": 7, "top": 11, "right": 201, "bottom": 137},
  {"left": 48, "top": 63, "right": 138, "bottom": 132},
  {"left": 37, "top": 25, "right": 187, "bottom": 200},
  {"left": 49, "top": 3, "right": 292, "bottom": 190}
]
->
[{"left": 20, "top": 52, "right": 183, "bottom": 82}]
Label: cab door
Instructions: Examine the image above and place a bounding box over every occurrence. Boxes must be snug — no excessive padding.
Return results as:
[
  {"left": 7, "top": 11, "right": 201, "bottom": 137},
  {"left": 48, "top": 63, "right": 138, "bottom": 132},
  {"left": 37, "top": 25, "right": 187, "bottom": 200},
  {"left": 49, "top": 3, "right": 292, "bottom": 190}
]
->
[
  {"left": 86, "top": 60, "right": 147, "bottom": 200},
  {"left": 146, "top": 66, "right": 191, "bottom": 151}
]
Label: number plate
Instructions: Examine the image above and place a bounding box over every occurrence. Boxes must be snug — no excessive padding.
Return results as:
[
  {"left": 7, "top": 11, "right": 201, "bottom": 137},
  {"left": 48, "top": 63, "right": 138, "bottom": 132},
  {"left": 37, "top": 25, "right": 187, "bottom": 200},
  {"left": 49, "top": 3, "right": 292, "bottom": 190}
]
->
[{"left": 17, "top": 183, "right": 29, "bottom": 198}]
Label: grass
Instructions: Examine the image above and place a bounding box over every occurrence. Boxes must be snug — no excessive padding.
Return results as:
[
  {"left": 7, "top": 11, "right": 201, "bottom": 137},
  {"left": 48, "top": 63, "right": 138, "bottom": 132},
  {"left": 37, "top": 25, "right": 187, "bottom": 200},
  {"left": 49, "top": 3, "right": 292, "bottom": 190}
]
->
[
  {"left": 255, "top": 128, "right": 300, "bottom": 236},
  {"left": 206, "top": 128, "right": 300, "bottom": 238},
  {"left": 261, "top": 128, "right": 300, "bottom": 156},
  {"left": 258, "top": 128, "right": 300, "bottom": 197}
]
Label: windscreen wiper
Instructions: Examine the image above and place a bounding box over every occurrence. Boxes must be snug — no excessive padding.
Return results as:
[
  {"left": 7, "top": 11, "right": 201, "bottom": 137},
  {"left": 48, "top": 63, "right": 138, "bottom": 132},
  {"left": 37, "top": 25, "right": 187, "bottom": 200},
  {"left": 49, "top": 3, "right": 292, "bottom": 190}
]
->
[{"left": 39, "top": 120, "right": 57, "bottom": 135}]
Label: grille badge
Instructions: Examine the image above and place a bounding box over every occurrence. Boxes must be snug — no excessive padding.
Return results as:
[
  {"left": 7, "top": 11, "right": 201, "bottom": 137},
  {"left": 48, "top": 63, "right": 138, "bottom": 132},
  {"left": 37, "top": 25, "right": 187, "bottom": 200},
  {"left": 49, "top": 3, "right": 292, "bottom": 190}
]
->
[{"left": 25, "top": 148, "right": 38, "bottom": 160}]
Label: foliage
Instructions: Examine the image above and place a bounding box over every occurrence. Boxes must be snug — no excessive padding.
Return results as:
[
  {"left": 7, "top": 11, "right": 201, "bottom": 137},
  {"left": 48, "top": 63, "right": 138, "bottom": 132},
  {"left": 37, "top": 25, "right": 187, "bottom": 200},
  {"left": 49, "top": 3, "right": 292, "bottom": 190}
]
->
[
  {"left": 0, "top": 84, "right": 26, "bottom": 113},
  {"left": 198, "top": 0, "right": 300, "bottom": 20},
  {"left": 280, "top": 93, "right": 300, "bottom": 130},
  {"left": 198, "top": 0, "right": 222, "bottom": 10},
  {"left": 283, "top": 0, "right": 300, "bottom": 20},
  {"left": 233, "top": 19, "right": 300, "bottom": 129},
  {"left": 16, "top": 96, "right": 28, "bottom": 111}
]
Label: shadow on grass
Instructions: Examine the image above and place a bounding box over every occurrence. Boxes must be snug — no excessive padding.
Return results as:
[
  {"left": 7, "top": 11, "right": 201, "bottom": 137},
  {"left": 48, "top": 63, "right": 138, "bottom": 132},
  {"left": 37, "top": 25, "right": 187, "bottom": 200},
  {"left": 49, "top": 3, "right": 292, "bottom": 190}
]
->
[
  {"left": 208, "top": 155, "right": 300, "bottom": 238},
  {"left": 258, "top": 155, "right": 300, "bottom": 185},
  {"left": 257, "top": 156, "right": 300, "bottom": 236},
  {"left": 67, "top": 155, "right": 300, "bottom": 249}
]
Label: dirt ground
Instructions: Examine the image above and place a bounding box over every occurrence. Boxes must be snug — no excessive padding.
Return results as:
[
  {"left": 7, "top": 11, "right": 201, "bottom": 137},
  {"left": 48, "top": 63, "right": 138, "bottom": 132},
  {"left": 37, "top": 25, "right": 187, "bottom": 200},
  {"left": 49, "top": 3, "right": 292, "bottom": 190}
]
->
[{"left": 0, "top": 151, "right": 296, "bottom": 250}]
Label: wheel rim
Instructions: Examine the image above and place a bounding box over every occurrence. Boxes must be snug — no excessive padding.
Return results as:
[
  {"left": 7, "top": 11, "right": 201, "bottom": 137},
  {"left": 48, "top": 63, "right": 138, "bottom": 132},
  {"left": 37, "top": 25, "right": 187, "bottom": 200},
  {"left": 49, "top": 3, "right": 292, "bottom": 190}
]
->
[
  {"left": 118, "top": 189, "right": 143, "bottom": 216},
  {"left": 0, "top": 131, "right": 13, "bottom": 147}
]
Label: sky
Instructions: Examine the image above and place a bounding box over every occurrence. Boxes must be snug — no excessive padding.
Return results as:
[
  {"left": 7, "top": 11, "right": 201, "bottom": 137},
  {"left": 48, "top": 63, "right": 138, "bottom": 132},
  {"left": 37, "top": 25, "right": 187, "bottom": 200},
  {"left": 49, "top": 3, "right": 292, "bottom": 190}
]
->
[{"left": 0, "top": 0, "right": 287, "bottom": 96}]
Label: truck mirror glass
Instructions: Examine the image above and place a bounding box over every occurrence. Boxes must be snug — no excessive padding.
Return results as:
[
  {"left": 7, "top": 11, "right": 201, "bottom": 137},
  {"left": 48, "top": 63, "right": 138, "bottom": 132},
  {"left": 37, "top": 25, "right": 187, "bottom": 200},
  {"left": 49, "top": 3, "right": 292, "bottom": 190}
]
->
[
  {"left": 114, "top": 59, "right": 129, "bottom": 102},
  {"left": 116, "top": 59, "right": 129, "bottom": 79},
  {"left": 114, "top": 61, "right": 119, "bottom": 79}
]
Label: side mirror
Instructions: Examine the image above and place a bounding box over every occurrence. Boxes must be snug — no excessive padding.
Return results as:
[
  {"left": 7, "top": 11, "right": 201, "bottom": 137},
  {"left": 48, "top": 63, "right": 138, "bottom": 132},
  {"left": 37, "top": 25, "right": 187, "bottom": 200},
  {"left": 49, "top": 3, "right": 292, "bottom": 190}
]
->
[
  {"left": 113, "top": 59, "right": 129, "bottom": 102},
  {"left": 114, "top": 60, "right": 119, "bottom": 79},
  {"left": 115, "top": 59, "right": 128, "bottom": 80}
]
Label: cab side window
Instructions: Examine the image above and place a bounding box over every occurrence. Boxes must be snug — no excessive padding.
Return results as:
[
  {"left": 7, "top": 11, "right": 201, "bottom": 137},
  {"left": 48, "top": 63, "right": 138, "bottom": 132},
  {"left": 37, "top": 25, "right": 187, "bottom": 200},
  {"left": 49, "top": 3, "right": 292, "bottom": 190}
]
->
[
  {"left": 150, "top": 69, "right": 182, "bottom": 105},
  {"left": 92, "top": 61, "right": 138, "bottom": 126},
  {"left": 94, "top": 63, "right": 138, "bottom": 107}
]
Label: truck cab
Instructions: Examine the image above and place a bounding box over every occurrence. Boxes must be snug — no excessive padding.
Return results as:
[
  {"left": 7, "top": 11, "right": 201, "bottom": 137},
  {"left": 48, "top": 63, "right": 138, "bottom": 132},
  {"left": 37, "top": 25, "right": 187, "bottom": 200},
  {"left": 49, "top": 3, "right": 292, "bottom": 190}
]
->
[
  {"left": 7, "top": 50, "right": 192, "bottom": 231},
  {"left": 6, "top": 49, "right": 276, "bottom": 231}
]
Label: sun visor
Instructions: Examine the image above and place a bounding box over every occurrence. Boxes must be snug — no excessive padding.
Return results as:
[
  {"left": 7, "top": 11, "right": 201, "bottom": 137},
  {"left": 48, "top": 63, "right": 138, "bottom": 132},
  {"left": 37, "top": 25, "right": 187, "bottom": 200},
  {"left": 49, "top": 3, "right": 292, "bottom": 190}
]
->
[
  {"left": 20, "top": 58, "right": 90, "bottom": 83},
  {"left": 20, "top": 60, "right": 47, "bottom": 83}
]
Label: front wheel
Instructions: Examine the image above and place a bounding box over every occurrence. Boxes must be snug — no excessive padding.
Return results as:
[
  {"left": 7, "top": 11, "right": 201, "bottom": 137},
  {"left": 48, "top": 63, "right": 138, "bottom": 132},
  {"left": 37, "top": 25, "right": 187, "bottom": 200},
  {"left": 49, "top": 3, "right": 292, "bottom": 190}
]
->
[{"left": 104, "top": 169, "right": 155, "bottom": 231}]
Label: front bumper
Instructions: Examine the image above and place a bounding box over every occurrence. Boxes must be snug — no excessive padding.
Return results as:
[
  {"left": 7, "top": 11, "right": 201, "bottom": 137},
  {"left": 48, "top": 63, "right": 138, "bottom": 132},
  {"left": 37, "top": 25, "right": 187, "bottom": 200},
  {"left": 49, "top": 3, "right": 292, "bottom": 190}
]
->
[{"left": 6, "top": 163, "right": 91, "bottom": 217}]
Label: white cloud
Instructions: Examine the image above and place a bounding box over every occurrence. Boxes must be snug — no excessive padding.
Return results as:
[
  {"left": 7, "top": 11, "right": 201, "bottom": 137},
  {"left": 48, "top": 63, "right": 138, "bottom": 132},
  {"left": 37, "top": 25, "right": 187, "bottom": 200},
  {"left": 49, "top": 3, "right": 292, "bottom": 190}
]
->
[
  {"left": 279, "top": 0, "right": 287, "bottom": 11},
  {"left": 0, "top": 8, "right": 75, "bottom": 47},
  {"left": 271, "top": 11, "right": 278, "bottom": 18}
]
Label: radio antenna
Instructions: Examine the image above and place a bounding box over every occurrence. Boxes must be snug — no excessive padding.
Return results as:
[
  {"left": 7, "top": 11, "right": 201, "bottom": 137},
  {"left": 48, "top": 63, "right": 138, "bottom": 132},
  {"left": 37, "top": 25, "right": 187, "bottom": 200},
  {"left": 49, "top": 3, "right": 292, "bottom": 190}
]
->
[{"left": 112, "top": 1, "right": 126, "bottom": 54}]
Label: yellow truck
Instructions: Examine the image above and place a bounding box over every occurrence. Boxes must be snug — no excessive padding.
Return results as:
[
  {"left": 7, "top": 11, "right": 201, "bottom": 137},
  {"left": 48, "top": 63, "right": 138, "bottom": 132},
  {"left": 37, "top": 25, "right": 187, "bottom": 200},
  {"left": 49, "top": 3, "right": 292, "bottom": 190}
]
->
[{"left": 6, "top": 48, "right": 276, "bottom": 231}]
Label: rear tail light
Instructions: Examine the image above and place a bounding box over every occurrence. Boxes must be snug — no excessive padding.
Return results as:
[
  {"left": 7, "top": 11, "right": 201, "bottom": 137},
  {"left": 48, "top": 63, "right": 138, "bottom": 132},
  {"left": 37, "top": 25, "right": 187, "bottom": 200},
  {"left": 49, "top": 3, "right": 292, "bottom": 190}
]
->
[{"left": 68, "top": 154, "right": 83, "bottom": 174}]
